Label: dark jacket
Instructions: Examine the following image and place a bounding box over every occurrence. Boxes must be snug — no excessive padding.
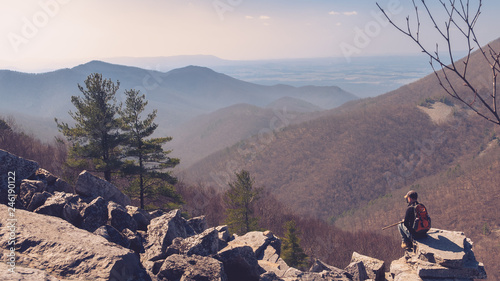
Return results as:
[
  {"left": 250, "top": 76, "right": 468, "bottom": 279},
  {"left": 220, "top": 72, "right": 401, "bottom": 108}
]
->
[{"left": 403, "top": 201, "right": 419, "bottom": 235}]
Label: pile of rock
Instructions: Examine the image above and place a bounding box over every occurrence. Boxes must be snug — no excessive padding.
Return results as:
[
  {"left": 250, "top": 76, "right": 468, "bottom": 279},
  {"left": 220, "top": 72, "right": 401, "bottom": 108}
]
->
[
  {"left": 0, "top": 149, "right": 488, "bottom": 281},
  {"left": 388, "top": 229, "right": 487, "bottom": 281}
]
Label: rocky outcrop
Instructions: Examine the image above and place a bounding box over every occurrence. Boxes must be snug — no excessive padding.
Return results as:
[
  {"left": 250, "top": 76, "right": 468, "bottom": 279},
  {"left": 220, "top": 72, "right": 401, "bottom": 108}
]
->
[
  {"left": 0, "top": 150, "right": 489, "bottom": 281},
  {"left": 388, "top": 229, "right": 487, "bottom": 281},
  {"left": 0, "top": 204, "right": 150, "bottom": 281}
]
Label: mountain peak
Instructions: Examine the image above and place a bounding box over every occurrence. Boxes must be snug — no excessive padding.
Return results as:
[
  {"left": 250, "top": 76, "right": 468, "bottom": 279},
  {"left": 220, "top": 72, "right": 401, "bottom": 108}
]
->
[{"left": 167, "top": 65, "right": 217, "bottom": 75}]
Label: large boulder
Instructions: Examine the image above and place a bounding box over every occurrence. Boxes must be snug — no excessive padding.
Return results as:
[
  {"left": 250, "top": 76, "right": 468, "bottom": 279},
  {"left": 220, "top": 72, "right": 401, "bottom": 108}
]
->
[
  {"left": 30, "top": 168, "right": 74, "bottom": 194},
  {"left": 18, "top": 180, "right": 46, "bottom": 208},
  {"left": 157, "top": 254, "right": 228, "bottom": 281},
  {"left": 26, "top": 191, "right": 51, "bottom": 212},
  {"left": 34, "top": 192, "right": 84, "bottom": 226},
  {"left": 94, "top": 225, "right": 130, "bottom": 248},
  {"left": 350, "top": 252, "right": 385, "bottom": 281},
  {"left": 344, "top": 261, "right": 368, "bottom": 281},
  {"left": 0, "top": 150, "right": 39, "bottom": 204},
  {"left": 122, "top": 228, "right": 145, "bottom": 254},
  {"left": 179, "top": 227, "right": 220, "bottom": 256},
  {"left": 0, "top": 204, "right": 150, "bottom": 281},
  {"left": 108, "top": 201, "right": 137, "bottom": 232},
  {"left": 81, "top": 196, "right": 108, "bottom": 232},
  {"left": 75, "top": 170, "right": 131, "bottom": 206},
  {"left": 142, "top": 209, "right": 191, "bottom": 262},
  {"left": 309, "top": 259, "right": 345, "bottom": 274},
  {"left": 389, "top": 228, "right": 487, "bottom": 280},
  {"left": 216, "top": 245, "right": 262, "bottom": 281},
  {"left": 126, "top": 205, "right": 151, "bottom": 232},
  {"left": 225, "top": 231, "right": 281, "bottom": 260},
  {"left": 187, "top": 216, "right": 208, "bottom": 234}
]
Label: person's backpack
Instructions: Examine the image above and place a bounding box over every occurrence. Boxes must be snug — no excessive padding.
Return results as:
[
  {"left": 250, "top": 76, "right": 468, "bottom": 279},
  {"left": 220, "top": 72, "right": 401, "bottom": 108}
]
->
[{"left": 412, "top": 203, "right": 431, "bottom": 235}]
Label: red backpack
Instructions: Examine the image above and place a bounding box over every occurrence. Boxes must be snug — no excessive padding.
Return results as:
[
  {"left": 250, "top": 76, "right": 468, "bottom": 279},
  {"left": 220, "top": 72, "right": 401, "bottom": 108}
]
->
[{"left": 413, "top": 203, "right": 431, "bottom": 235}]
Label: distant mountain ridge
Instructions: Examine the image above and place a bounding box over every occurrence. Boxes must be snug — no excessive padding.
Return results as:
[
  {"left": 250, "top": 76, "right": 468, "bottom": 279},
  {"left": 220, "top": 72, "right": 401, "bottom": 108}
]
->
[
  {"left": 184, "top": 37, "right": 500, "bottom": 219},
  {"left": 0, "top": 61, "right": 357, "bottom": 139}
]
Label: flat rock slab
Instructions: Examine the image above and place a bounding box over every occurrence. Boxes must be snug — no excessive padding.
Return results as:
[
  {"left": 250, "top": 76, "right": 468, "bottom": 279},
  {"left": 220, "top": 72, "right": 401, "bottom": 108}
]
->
[
  {"left": 416, "top": 261, "right": 486, "bottom": 280},
  {"left": 414, "top": 229, "right": 470, "bottom": 268},
  {"left": 0, "top": 204, "right": 149, "bottom": 281}
]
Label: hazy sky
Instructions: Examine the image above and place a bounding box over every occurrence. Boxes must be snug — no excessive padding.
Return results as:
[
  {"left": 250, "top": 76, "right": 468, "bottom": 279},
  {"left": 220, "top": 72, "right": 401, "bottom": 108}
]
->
[{"left": 1, "top": 0, "right": 499, "bottom": 71}]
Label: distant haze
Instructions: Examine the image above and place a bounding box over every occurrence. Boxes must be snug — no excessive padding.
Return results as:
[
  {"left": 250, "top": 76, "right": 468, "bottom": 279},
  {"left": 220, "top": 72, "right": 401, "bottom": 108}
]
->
[{"left": 1, "top": 1, "right": 498, "bottom": 71}]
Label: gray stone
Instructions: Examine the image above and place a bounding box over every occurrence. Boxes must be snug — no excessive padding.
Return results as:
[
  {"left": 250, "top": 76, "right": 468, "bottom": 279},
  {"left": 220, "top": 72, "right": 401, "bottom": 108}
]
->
[
  {"left": 261, "top": 244, "right": 281, "bottom": 263},
  {"left": 0, "top": 149, "right": 39, "bottom": 204},
  {"left": 225, "top": 231, "right": 281, "bottom": 260},
  {"left": 290, "top": 271, "right": 352, "bottom": 281},
  {"left": 75, "top": 170, "right": 131, "bottom": 206},
  {"left": 93, "top": 225, "right": 129, "bottom": 248},
  {"left": 62, "top": 199, "right": 85, "bottom": 226},
  {"left": 149, "top": 209, "right": 164, "bottom": 219},
  {"left": 179, "top": 227, "right": 219, "bottom": 257},
  {"left": 19, "top": 180, "right": 46, "bottom": 208},
  {"left": 393, "top": 271, "right": 422, "bottom": 281},
  {"left": 33, "top": 192, "right": 79, "bottom": 219},
  {"left": 390, "top": 257, "right": 413, "bottom": 277},
  {"left": 260, "top": 271, "right": 284, "bottom": 281},
  {"left": 309, "top": 259, "right": 347, "bottom": 276},
  {"left": 0, "top": 204, "right": 150, "bottom": 281},
  {"left": 187, "top": 216, "right": 208, "bottom": 234},
  {"left": 143, "top": 209, "right": 190, "bottom": 262},
  {"left": 26, "top": 191, "right": 51, "bottom": 211},
  {"left": 216, "top": 245, "right": 261, "bottom": 281},
  {"left": 351, "top": 252, "right": 385, "bottom": 281},
  {"left": 258, "top": 258, "right": 290, "bottom": 278},
  {"left": 157, "top": 254, "right": 228, "bottom": 281},
  {"left": 390, "top": 229, "right": 487, "bottom": 281},
  {"left": 108, "top": 201, "right": 137, "bottom": 232},
  {"left": 416, "top": 261, "right": 487, "bottom": 279},
  {"left": 414, "top": 229, "right": 472, "bottom": 268},
  {"left": 282, "top": 267, "right": 302, "bottom": 278},
  {"left": 122, "top": 228, "right": 145, "bottom": 254},
  {"left": 217, "top": 225, "right": 231, "bottom": 242},
  {"left": 52, "top": 178, "right": 74, "bottom": 194},
  {"left": 344, "top": 261, "right": 369, "bottom": 281},
  {"left": 81, "top": 196, "right": 108, "bottom": 232},
  {"left": 32, "top": 168, "right": 58, "bottom": 185},
  {"left": 126, "top": 205, "right": 151, "bottom": 231}
]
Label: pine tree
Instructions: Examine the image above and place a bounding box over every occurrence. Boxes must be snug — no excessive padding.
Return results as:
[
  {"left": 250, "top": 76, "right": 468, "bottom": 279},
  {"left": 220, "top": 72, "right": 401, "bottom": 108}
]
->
[
  {"left": 281, "top": 220, "right": 308, "bottom": 270},
  {"left": 224, "top": 170, "right": 262, "bottom": 235},
  {"left": 55, "top": 73, "right": 122, "bottom": 182},
  {"left": 120, "top": 89, "right": 180, "bottom": 209}
]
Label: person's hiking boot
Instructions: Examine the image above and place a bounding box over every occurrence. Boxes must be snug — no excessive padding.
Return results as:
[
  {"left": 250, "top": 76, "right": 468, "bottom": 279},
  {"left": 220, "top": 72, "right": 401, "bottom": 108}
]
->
[{"left": 401, "top": 241, "right": 412, "bottom": 251}]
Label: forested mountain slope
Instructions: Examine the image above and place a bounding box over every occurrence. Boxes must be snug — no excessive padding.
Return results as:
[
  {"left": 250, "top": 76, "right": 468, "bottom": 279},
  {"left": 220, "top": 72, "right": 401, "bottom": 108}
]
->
[{"left": 184, "top": 38, "right": 500, "bottom": 220}]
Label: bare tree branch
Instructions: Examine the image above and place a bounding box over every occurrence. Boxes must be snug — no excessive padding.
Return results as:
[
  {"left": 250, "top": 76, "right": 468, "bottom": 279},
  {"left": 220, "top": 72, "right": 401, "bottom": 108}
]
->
[{"left": 377, "top": 0, "right": 500, "bottom": 126}]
